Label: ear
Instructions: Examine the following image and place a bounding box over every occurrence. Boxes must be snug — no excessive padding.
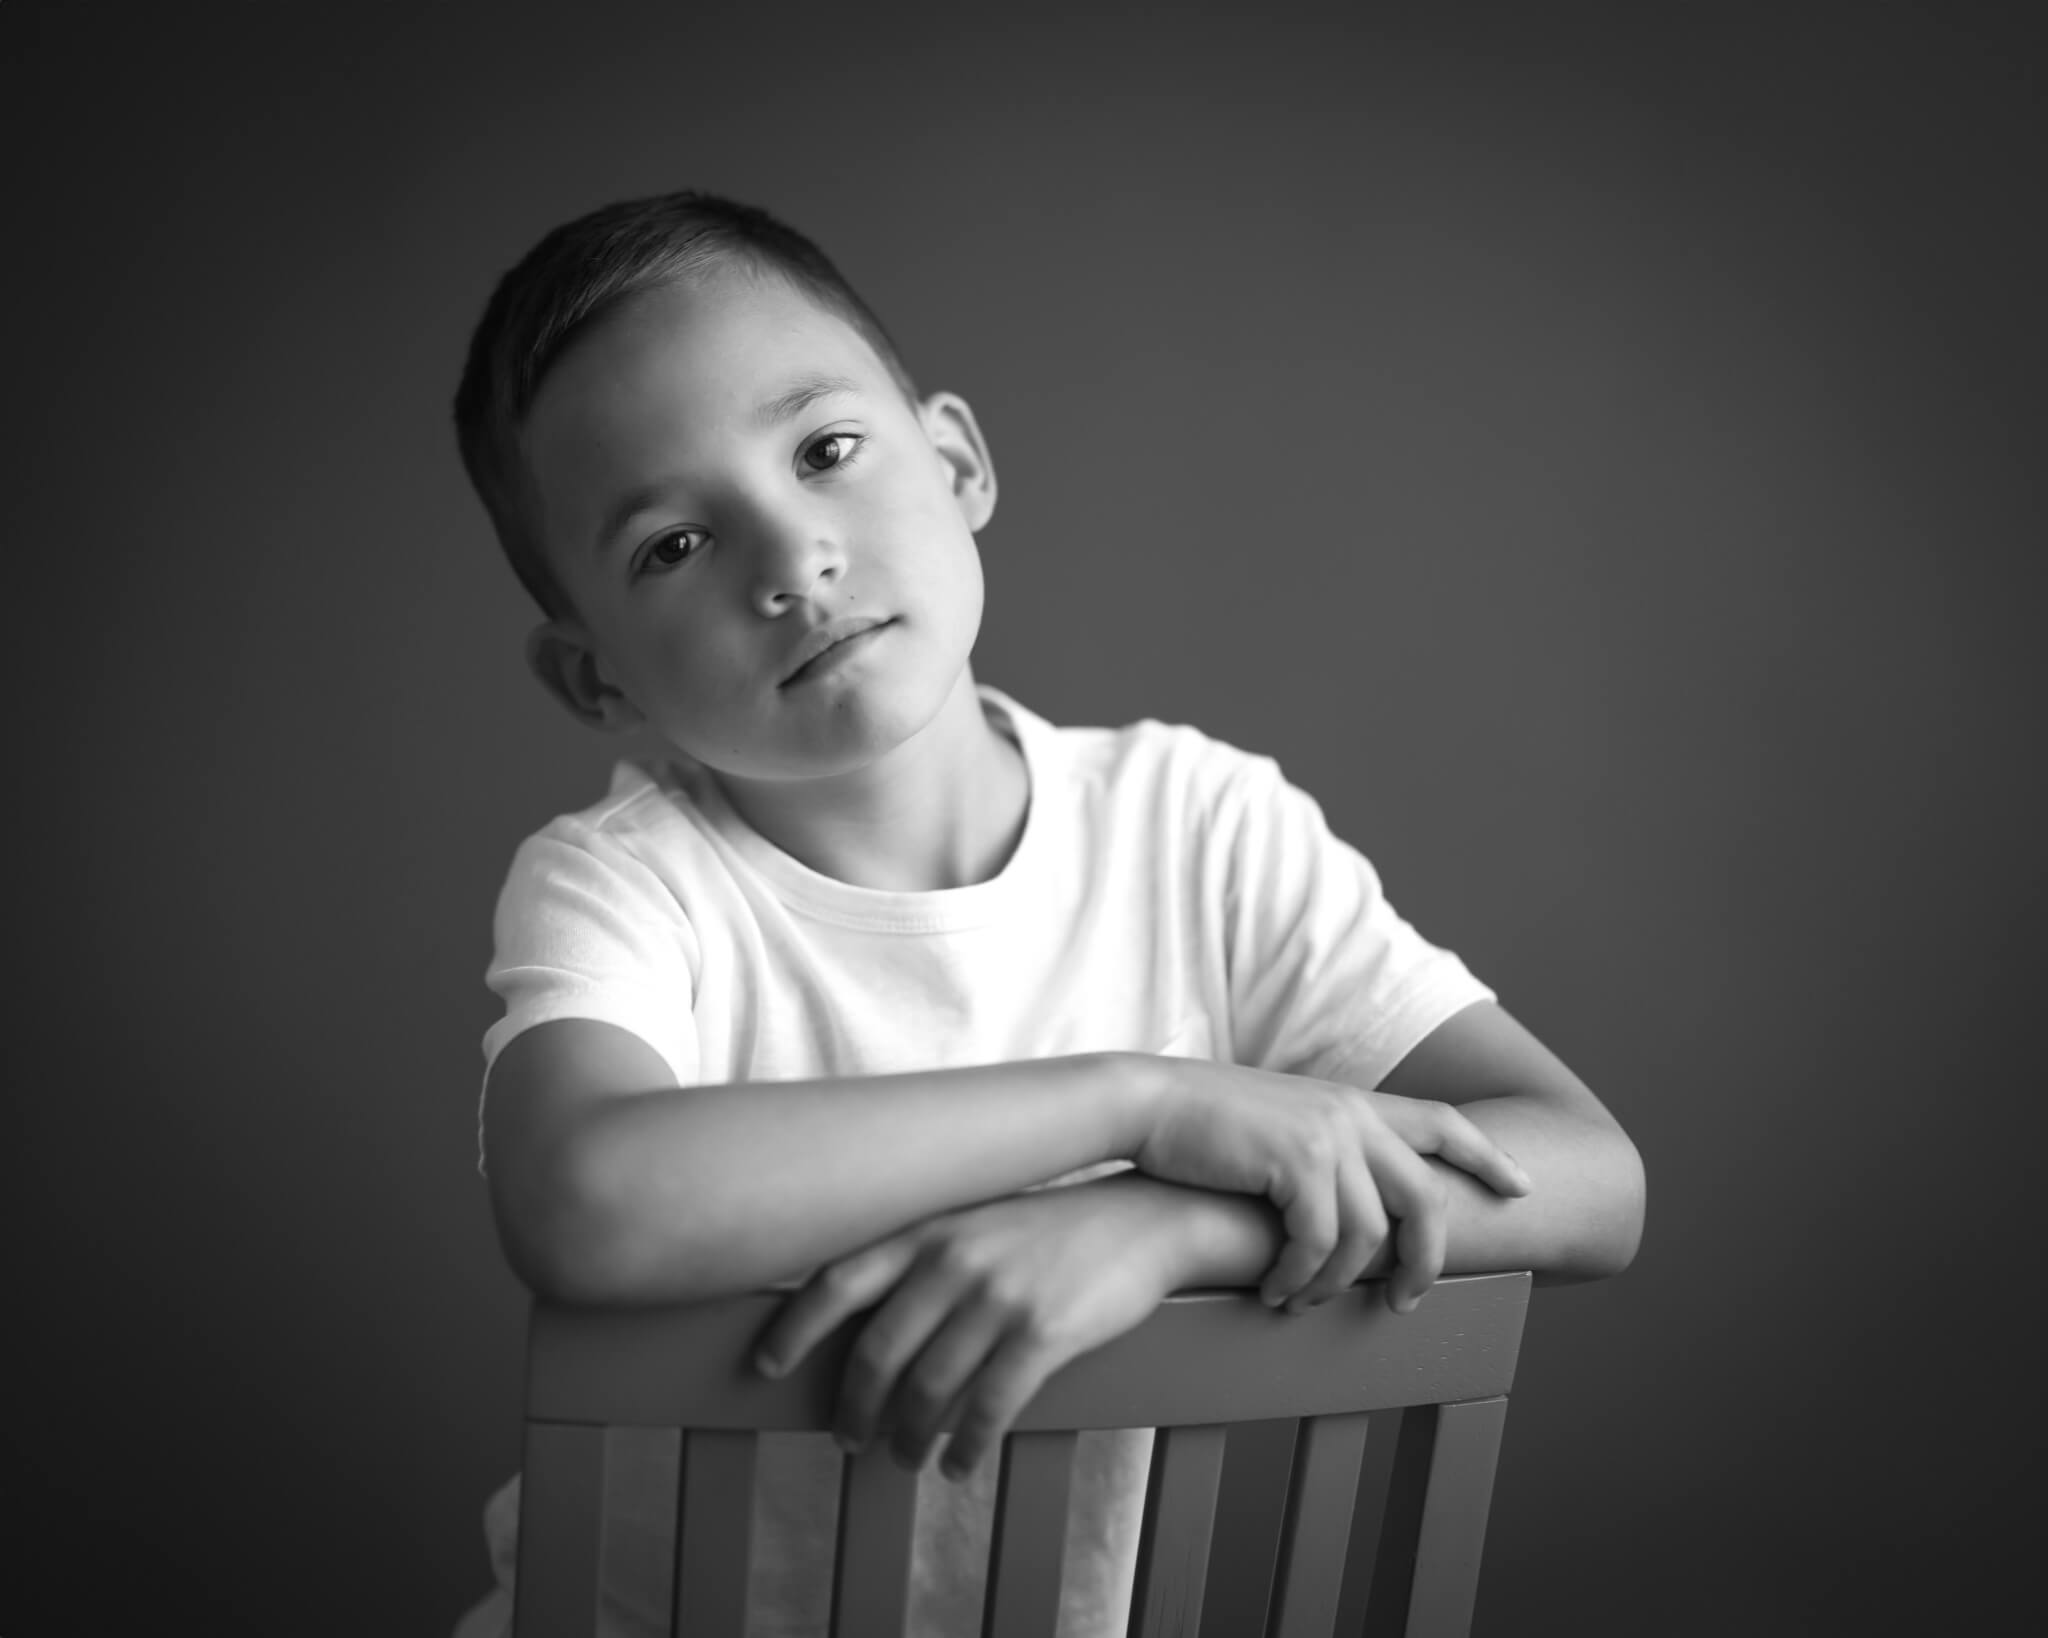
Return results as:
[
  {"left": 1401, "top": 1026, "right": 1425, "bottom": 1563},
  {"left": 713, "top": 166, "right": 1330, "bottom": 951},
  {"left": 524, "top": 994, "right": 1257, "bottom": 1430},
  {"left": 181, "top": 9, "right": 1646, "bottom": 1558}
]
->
[
  {"left": 525, "top": 620, "right": 646, "bottom": 734},
  {"left": 919, "top": 391, "right": 997, "bottom": 532}
]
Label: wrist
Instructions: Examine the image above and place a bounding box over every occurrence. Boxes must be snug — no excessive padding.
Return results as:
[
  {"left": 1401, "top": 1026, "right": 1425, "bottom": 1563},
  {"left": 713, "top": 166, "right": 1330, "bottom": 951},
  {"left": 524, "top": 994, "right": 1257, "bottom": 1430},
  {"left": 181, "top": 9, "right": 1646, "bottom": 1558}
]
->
[
  {"left": 1103, "top": 1173, "right": 1278, "bottom": 1292},
  {"left": 1178, "top": 1186, "right": 1283, "bottom": 1290},
  {"left": 1103, "top": 1049, "right": 1165, "bottom": 1162}
]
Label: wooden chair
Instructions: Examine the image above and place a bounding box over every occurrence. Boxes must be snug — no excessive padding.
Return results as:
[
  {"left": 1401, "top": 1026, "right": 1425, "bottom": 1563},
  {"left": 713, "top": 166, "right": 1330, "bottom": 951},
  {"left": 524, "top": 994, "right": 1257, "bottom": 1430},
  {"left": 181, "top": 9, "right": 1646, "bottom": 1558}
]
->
[{"left": 514, "top": 1271, "right": 1531, "bottom": 1637}]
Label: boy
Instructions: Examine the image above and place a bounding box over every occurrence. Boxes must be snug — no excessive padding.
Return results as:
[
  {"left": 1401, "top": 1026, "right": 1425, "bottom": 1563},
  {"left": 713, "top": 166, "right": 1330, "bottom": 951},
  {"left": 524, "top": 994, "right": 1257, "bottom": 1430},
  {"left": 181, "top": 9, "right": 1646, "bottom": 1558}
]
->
[{"left": 448, "top": 191, "right": 1645, "bottom": 1637}]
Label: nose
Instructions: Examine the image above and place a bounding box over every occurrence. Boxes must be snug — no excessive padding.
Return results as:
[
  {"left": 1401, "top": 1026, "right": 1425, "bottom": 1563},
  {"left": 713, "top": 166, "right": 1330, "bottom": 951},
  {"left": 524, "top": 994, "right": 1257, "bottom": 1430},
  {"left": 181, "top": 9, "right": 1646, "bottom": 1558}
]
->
[{"left": 739, "top": 496, "right": 846, "bottom": 613}]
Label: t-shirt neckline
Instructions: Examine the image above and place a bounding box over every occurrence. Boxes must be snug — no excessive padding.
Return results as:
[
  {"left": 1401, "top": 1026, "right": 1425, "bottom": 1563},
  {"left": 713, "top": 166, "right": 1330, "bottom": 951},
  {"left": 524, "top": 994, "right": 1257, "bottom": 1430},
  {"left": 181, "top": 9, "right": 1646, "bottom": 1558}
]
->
[{"left": 685, "top": 684, "right": 1050, "bottom": 934}]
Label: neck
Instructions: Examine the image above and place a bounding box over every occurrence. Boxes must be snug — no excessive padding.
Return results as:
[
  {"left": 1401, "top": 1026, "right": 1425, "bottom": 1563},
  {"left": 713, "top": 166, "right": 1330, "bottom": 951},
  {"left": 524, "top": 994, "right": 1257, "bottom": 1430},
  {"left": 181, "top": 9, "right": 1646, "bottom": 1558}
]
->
[{"left": 709, "top": 669, "right": 1030, "bottom": 892}]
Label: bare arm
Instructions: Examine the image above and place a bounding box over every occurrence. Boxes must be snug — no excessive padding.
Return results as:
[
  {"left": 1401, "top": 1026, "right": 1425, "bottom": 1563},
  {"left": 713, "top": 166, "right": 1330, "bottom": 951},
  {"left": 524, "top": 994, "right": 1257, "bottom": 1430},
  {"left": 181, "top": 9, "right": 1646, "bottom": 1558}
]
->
[
  {"left": 485, "top": 1019, "right": 1151, "bottom": 1306},
  {"left": 488, "top": 1005, "right": 1566, "bottom": 1311},
  {"left": 748, "top": 1001, "right": 1640, "bottom": 1479},
  {"left": 1153, "top": 1000, "right": 1647, "bottom": 1290}
]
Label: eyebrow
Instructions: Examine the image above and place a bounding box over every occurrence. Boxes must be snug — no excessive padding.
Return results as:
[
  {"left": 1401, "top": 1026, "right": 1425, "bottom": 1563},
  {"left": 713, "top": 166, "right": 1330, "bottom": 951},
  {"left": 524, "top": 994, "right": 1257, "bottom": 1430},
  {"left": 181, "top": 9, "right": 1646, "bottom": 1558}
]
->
[
  {"left": 752, "top": 371, "right": 862, "bottom": 429},
  {"left": 590, "top": 372, "right": 865, "bottom": 558}
]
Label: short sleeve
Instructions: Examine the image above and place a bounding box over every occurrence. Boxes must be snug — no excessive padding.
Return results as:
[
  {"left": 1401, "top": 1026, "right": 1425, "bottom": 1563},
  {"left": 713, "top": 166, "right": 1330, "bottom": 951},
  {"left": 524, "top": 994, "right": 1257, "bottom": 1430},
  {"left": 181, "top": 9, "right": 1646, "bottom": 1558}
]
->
[
  {"left": 1220, "top": 754, "right": 1495, "bottom": 1089},
  {"left": 475, "top": 824, "right": 702, "bottom": 1176}
]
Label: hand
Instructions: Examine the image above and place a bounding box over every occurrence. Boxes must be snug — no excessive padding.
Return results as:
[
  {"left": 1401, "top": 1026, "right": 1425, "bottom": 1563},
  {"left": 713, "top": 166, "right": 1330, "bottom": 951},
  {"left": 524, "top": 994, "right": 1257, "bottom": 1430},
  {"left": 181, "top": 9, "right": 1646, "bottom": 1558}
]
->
[
  {"left": 749, "top": 1180, "right": 1186, "bottom": 1482},
  {"left": 1130, "top": 1058, "right": 1533, "bottom": 1315}
]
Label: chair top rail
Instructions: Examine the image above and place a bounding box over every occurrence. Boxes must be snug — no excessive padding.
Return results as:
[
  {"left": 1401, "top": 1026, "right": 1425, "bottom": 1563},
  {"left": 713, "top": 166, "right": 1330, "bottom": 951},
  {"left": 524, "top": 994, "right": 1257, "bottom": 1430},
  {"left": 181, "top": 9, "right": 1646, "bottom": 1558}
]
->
[{"left": 527, "top": 1272, "right": 1530, "bottom": 1431}]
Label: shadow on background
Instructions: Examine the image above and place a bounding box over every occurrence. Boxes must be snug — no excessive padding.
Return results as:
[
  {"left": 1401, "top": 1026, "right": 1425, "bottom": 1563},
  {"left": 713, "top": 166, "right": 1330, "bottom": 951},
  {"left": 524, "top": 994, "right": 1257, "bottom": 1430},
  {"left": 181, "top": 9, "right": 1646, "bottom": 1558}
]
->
[{"left": 6, "top": 1, "right": 2041, "bottom": 1631}]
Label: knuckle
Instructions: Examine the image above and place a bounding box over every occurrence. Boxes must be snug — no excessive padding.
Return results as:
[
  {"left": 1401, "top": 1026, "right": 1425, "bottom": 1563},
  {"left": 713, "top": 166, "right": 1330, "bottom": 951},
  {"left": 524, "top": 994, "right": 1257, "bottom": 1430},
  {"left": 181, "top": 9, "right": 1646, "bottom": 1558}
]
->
[
  {"left": 1409, "top": 1097, "right": 1458, "bottom": 1138},
  {"left": 1299, "top": 1125, "right": 1340, "bottom": 1175},
  {"left": 987, "top": 1291, "right": 1054, "bottom": 1347},
  {"left": 985, "top": 1269, "right": 1034, "bottom": 1311},
  {"left": 1444, "top": 1108, "right": 1485, "bottom": 1148},
  {"left": 949, "top": 1417, "right": 1000, "bottom": 1471},
  {"left": 1312, "top": 1086, "right": 1352, "bottom": 1122},
  {"left": 979, "top": 1278, "right": 1045, "bottom": 1341},
  {"left": 1014, "top": 1308, "right": 1063, "bottom": 1351},
  {"left": 845, "top": 1338, "right": 894, "bottom": 1391},
  {"left": 1450, "top": 1113, "right": 1492, "bottom": 1150},
  {"left": 897, "top": 1370, "right": 946, "bottom": 1420},
  {"left": 930, "top": 1238, "right": 986, "bottom": 1285},
  {"left": 953, "top": 1395, "right": 997, "bottom": 1442},
  {"left": 1336, "top": 1224, "right": 1375, "bottom": 1265},
  {"left": 815, "top": 1260, "right": 864, "bottom": 1301}
]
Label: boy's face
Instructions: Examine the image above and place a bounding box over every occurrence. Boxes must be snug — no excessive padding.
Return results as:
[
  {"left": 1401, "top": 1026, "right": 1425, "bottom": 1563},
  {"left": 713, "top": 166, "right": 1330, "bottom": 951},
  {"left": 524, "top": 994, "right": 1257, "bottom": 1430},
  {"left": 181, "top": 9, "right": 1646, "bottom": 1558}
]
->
[{"left": 518, "top": 267, "right": 995, "bottom": 782}]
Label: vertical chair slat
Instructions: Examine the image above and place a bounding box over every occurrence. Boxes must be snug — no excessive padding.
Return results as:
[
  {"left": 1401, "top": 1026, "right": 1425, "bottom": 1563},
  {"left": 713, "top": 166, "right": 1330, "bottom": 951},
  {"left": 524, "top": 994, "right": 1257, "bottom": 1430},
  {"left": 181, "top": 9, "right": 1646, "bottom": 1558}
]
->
[
  {"left": 1362, "top": 1404, "right": 1438, "bottom": 1638},
  {"left": 673, "top": 1429, "right": 758, "bottom": 1638},
  {"left": 1334, "top": 1408, "right": 1403, "bottom": 1633},
  {"left": 983, "top": 1430, "right": 1078, "bottom": 1638},
  {"left": 1200, "top": 1418, "right": 1299, "bottom": 1638},
  {"left": 1129, "top": 1423, "right": 1227, "bottom": 1638},
  {"left": 830, "top": 1444, "right": 921, "bottom": 1637},
  {"left": 515, "top": 1422, "right": 607, "bottom": 1637},
  {"left": 1403, "top": 1397, "right": 1509, "bottom": 1638},
  {"left": 1361, "top": 1398, "right": 1511, "bottom": 1638},
  {"left": 1266, "top": 1411, "right": 1372, "bottom": 1638}
]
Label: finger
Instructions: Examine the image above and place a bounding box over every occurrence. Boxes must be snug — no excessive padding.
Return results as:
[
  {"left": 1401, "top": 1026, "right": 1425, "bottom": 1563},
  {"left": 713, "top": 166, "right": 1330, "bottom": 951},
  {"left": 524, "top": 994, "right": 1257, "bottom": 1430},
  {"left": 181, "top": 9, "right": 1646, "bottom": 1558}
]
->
[
  {"left": 833, "top": 1251, "right": 963, "bottom": 1453},
  {"left": 1289, "top": 1144, "right": 1386, "bottom": 1312},
  {"left": 1374, "top": 1153, "right": 1448, "bottom": 1314},
  {"left": 1280, "top": 1145, "right": 1362, "bottom": 1312},
  {"left": 883, "top": 1299, "right": 1009, "bottom": 1473},
  {"left": 753, "top": 1235, "right": 919, "bottom": 1380},
  {"left": 1261, "top": 1156, "right": 1339, "bottom": 1308},
  {"left": 1410, "top": 1105, "right": 1533, "bottom": 1198},
  {"left": 937, "top": 1327, "right": 1054, "bottom": 1482}
]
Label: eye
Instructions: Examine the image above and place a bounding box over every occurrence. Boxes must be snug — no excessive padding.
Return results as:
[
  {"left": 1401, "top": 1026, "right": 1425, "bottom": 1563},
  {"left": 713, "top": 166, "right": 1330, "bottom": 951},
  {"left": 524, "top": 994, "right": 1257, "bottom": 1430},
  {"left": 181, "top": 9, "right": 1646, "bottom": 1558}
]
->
[
  {"left": 639, "top": 527, "right": 705, "bottom": 574},
  {"left": 800, "top": 430, "right": 867, "bottom": 474}
]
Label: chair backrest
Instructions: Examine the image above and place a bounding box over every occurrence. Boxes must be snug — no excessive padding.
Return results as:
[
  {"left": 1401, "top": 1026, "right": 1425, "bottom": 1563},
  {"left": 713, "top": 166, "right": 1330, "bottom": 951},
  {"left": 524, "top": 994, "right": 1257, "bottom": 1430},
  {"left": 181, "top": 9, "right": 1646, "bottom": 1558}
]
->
[{"left": 515, "top": 1271, "right": 1530, "bottom": 1638}]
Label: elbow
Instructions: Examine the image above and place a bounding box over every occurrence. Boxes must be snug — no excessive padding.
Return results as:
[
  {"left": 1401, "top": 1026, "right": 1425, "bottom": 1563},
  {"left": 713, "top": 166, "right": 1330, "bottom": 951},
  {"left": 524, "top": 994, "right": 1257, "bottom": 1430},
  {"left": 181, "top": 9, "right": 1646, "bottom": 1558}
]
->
[
  {"left": 512, "top": 1121, "right": 745, "bottom": 1307},
  {"left": 490, "top": 1123, "right": 669, "bottom": 1307},
  {"left": 1561, "top": 1132, "right": 1647, "bottom": 1283},
  {"left": 490, "top": 1165, "right": 618, "bottom": 1306}
]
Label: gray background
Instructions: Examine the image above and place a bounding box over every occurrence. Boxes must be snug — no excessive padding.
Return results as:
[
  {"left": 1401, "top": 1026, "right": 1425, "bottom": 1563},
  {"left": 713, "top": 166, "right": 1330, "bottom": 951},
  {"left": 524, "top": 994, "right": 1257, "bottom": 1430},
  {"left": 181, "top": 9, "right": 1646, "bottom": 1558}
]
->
[{"left": 8, "top": 1, "right": 2042, "bottom": 1632}]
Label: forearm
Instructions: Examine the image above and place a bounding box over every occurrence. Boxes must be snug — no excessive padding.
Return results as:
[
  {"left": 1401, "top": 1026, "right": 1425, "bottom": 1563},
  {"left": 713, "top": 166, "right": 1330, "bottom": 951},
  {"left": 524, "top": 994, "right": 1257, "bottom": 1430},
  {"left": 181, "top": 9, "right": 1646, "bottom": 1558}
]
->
[
  {"left": 564, "top": 1052, "right": 1150, "bottom": 1305},
  {"left": 1118, "top": 1093, "right": 1646, "bottom": 1292},
  {"left": 1443, "top": 1093, "right": 1646, "bottom": 1283}
]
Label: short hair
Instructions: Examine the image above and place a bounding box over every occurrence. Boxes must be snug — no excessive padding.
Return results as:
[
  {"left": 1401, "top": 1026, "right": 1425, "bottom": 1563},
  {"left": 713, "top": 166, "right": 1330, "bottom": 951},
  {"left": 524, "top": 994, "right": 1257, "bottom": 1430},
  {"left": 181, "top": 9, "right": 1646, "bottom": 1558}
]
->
[{"left": 452, "top": 190, "right": 922, "bottom": 624}]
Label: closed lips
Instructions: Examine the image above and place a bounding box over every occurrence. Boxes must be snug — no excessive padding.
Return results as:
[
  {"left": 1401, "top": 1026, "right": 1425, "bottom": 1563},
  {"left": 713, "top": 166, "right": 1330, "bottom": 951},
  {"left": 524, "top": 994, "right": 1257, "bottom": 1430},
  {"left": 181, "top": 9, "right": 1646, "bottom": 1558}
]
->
[{"left": 781, "top": 618, "right": 889, "bottom": 684}]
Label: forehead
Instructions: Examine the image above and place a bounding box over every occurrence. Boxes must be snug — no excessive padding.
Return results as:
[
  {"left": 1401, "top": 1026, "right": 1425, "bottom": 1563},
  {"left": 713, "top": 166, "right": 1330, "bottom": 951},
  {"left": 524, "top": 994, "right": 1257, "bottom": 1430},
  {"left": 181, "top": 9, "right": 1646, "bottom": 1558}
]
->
[{"left": 526, "top": 271, "right": 886, "bottom": 467}]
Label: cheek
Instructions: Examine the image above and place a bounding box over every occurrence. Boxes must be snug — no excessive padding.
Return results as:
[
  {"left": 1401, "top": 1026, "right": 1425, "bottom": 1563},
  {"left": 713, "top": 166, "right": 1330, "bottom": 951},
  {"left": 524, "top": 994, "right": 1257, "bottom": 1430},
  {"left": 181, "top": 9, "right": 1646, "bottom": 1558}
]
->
[
  {"left": 932, "top": 535, "right": 986, "bottom": 639},
  {"left": 619, "top": 616, "right": 715, "bottom": 700}
]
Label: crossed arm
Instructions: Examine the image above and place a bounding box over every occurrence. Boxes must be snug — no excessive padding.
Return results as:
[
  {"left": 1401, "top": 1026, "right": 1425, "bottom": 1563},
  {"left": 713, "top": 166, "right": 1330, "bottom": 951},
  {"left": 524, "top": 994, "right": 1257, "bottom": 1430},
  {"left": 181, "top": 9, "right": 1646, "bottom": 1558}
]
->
[{"left": 750, "top": 1000, "right": 1645, "bottom": 1481}]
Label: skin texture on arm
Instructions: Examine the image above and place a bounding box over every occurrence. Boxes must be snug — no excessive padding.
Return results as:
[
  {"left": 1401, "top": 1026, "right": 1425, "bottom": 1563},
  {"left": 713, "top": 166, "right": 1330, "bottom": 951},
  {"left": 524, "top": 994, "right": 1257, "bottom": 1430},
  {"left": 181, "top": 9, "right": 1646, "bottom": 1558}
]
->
[
  {"left": 484, "top": 1018, "right": 1153, "bottom": 1306},
  {"left": 489, "top": 1012, "right": 1542, "bottom": 1309},
  {"left": 1170, "top": 999, "right": 1647, "bottom": 1290}
]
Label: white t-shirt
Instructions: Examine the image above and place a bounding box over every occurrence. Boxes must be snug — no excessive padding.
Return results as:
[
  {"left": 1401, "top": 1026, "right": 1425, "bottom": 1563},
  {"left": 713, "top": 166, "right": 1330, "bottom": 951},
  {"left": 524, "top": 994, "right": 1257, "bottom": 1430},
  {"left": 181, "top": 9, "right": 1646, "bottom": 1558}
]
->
[{"left": 454, "top": 683, "right": 1495, "bottom": 1638}]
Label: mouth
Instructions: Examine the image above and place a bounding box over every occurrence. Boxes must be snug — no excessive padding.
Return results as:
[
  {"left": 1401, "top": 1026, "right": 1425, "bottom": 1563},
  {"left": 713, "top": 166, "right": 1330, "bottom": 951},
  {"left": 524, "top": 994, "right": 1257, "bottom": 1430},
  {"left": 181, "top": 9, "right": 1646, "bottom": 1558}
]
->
[{"left": 780, "top": 618, "right": 893, "bottom": 687}]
